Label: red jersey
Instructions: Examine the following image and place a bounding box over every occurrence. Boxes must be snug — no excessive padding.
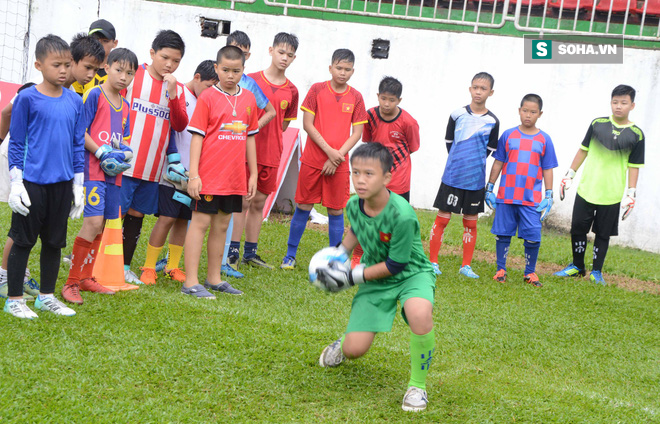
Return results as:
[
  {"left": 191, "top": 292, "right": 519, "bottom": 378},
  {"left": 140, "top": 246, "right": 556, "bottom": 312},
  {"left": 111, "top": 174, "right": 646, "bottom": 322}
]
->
[
  {"left": 124, "top": 63, "right": 188, "bottom": 182},
  {"left": 300, "top": 81, "right": 367, "bottom": 173},
  {"left": 188, "top": 86, "right": 259, "bottom": 196},
  {"left": 363, "top": 107, "right": 420, "bottom": 194},
  {"left": 82, "top": 86, "right": 131, "bottom": 186},
  {"left": 248, "top": 71, "right": 298, "bottom": 167}
]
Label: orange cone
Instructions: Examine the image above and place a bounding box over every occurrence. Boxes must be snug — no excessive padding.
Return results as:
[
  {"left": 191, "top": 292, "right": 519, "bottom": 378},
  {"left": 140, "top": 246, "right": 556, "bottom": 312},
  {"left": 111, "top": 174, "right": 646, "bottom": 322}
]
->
[{"left": 94, "top": 210, "right": 140, "bottom": 291}]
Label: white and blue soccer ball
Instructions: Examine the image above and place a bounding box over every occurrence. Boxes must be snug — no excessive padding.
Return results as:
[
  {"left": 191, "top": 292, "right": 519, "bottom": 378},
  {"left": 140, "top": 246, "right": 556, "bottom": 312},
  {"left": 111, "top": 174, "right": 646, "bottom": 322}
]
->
[{"left": 308, "top": 247, "right": 350, "bottom": 291}]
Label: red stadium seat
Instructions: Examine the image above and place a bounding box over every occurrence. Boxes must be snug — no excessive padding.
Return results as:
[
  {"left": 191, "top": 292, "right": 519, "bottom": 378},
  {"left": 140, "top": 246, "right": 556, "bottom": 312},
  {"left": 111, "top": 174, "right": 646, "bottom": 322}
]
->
[
  {"left": 509, "top": 0, "right": 548, "bottom": 6},
  {"left": 596, "top": 0, "right": 634, "bottom": 13},
  {"left": 634, "top": 0, "right": 660, "bottom": 16},
  {"left": 548, "top": 0, "right": 594, "bottom": 10}
]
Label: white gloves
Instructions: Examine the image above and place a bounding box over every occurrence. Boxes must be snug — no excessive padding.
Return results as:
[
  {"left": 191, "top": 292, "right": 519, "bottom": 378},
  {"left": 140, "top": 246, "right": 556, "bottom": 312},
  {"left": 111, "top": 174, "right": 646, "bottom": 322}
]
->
[
  {"left": 70, "top": 173, "right": 84, "bottom": 219},
  {"left": 621, "top": 188, "right": 636, "bottom": 221},
  {"left": 559, "top": 169, "right": 576, "bottom": 201},
  {"left": 8, "top": 167, "right": 31, "bottom": 216}
]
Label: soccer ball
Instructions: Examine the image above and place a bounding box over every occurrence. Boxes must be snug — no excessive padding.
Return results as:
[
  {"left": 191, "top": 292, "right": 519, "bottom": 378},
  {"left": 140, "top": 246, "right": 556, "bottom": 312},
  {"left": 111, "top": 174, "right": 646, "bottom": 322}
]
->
[{"left": 308, "top": 247, "right": 349, "bottom": 291}]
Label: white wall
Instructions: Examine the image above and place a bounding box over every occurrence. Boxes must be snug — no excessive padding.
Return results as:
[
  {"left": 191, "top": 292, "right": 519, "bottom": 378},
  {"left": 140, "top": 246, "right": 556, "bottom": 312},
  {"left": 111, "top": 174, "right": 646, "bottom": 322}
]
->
[{"left": 23, "top": 0, "right": 660, "bottom": 252}]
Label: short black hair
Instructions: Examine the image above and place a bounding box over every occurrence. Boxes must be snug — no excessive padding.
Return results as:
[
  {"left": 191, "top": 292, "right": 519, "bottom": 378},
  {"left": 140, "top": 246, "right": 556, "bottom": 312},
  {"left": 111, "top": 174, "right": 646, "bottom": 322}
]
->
[
  {"left": 216, "top": 45, "right": 245, "bottom": 65},
  {"left": 472, "top": 72, "right": 494, "bottom": 89},
  {"left": 521, "top": 93, "right": 543, "bottom": 110},
  {"left": 612, "top": 84, "right": 635, "bottom": 102},
  {"left": 226, "top": 30, "right": 251, "bottom": 49},
  {"left": 107, "top": 48, "right": 138, "bottom": 71},
  {"left": 273, "top": 32, "right": 299, "bottom": 52},
  {"left": 152, "top": 30, "right": 185, "bottom": 57},
  {"left": 331, "top": 48, "right": 355, "bottom": 65},
  {"left": 70, "top": 33, "right": 105, "bottom": 64},
  {"left": 195, "top": 59, "right": 218, "bottom": 82},
  {"left": 351, "top": 142, "right": 393, "bottom": 174},
  {"left": 378, "top": 76, "right": 402, "bottom": 98},
  {"left": 35, "top": 34, "right": 70, "bottom": 61},
  {"left": 17, "top": 82, "right": 36, "bottom": 93}
]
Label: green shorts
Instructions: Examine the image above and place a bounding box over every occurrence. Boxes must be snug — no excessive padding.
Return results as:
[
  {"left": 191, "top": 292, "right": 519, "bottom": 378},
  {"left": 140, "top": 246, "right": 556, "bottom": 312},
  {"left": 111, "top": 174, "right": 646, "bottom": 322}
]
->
[{"left": 345, "top": 271, "right": 436, "bottom": 334}]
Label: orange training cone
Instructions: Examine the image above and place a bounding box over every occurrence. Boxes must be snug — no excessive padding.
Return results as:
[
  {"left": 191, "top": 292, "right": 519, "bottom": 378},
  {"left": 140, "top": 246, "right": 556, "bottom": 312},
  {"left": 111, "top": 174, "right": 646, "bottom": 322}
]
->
[{"left": 94, "top": 209, "right": 140, "bottom": 291}]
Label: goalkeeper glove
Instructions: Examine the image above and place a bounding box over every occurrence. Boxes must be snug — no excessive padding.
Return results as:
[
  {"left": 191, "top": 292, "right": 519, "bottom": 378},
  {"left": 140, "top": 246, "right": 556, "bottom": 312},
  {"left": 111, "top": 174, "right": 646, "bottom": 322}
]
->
[
  {"left": 316, "top": 262, "right": 365, "bottom": 293},
  {"left": 70, "top": 173, "right": 84, "bottom": 219},
  {"left": 116, "top": 143, "right": 133, "bottom": 162},
  {"left": 8, "top": 167, "right": 31, "bottom": 216},
  {"left": 536, "top": 189, "right": 553, "bottom": 222},
  {"left": 621, "top": 188, "right": 636, "bottom": 221},
  {"left": 559, "top": 169, "right": 576, "bottom": 201},
  {"left": 97, "top": 144, "right": 132, "bottom": 176},
  {"left": 485, "top": 182, "right": 496, "bottom": 210},
  {"left": 166, "top": 153, "right": 187, "bottom": 183}
]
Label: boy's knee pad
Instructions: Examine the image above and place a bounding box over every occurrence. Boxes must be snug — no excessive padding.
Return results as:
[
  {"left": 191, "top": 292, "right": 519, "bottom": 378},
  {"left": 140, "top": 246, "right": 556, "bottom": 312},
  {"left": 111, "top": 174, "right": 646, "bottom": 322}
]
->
[{"left": 523, "top": 239, "right": 539, "bottom": 248}]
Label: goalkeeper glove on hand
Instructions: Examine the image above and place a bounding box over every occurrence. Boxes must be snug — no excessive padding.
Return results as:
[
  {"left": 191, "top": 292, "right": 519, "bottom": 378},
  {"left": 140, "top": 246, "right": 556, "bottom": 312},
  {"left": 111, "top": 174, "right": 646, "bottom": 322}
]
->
[
  {"left": 316, "top": 262, "right": 365, "bottom": 293},
  {"left": 485, "top": 182, "right": 496, "bottom": 210},
  {"left": 8, "top": 167, "right": 31, "bottom": 216},
  {"left": 100, "top": 157, "right": 131, "bottom": 176},
  {"left": 166, "top": 153, "right": 187, "bottom": 183},
  {"left": 560, "top": 169, "right": 576, "bottom": 201},
  {"left": 70, "top": 173, "right": 84, "bottom": 219},
  {"left": 116, "top": 143, "right": 133, "bottom": 162},
  {"left": 621, "top": 188, "right": 636, "bottom": 220},
  {"left": 536, "top": 189, "right": 554, "bottom": 222}
]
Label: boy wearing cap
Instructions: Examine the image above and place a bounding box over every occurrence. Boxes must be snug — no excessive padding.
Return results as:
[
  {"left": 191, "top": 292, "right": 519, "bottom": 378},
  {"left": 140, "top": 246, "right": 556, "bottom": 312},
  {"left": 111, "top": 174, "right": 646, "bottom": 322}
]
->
[{"left": 85, "top": 19, "right": 118, "bottom": 91}]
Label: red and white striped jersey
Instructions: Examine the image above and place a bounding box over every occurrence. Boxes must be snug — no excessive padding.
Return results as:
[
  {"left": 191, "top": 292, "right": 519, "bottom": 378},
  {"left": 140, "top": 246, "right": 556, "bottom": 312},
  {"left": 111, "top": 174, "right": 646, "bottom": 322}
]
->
[{"left": 123, "top": 63, "right": 188, "bottom": 182}]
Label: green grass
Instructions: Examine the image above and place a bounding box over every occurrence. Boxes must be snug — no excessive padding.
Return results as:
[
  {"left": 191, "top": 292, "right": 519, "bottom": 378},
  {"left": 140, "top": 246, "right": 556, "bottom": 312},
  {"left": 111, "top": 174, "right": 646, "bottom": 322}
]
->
[{"left": 0, "top": 206, "right": 658, "bottom": 422}]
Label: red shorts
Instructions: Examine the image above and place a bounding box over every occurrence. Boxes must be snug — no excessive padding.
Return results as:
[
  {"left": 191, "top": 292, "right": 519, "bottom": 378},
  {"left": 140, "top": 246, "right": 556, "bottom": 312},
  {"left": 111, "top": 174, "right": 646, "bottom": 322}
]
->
[
  {"left": 246, "top": 164, "right": 278, "bottom": 195},
  {"left": 295, "top": 163, "right": 350, "bottom": 210}
]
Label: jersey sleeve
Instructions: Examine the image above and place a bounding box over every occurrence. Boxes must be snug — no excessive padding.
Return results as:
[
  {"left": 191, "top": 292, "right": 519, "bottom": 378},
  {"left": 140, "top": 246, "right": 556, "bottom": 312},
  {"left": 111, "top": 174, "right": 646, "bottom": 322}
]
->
[
  {"left": 487, "top": 116, "right": 500, "bottom": 151},
  {"left": 82, "top": 88, "right": 100, "bottom": 133},
  {"left": 362, "top": 109, "right": 376, "bottom": 142},
  {"left": 352, "top": 92, "right": 368, "bottom": 125},
  {"left": 541, "top": 134, "right": 559, "bottom": 169},
  {"left": 284, "top": 84, "right": 299, "bottom": 121},
  {"left": 188, "top": 95, "right": 210, "bottom": 137},
  {"left": 73, "top": 99, "right": 86, "bottom": 174},
  {"left": 300, "top": 84, "right": 318, "bottom": 115},
  {"left": 7, "top": 91, "right": 29, "bottom": 171},
  {"left": 445, "top": 114, "right": 455, "bottom": 143},
  {"left": 122, "top": 98, "right": 131, "bottom": 143},
  {"left": 405, "top": 115, "right": 421, "bottom": 154},
  {"left": 580, "top": 122, "right": 594, "bottom": 151},
  {"left": 169, "top": 84, "right": 189, "bottom": 132},
  {"left": 388, "top": 214, "right": 417, "bottom": 264},
  {"left": 243, "top": 76, "right": 269, "bottom": 110},
  {"left": 166, "top": 128, "right": 178, "bottom": 155},
  {"left": 492, "top": 130, "right": 509, "bottom": 163},
  {"left": 628, "top": 130, "right": 645, "bottom": 166},
  {"left": 247, "top": 96, "right": 259, "bottom": 136}
]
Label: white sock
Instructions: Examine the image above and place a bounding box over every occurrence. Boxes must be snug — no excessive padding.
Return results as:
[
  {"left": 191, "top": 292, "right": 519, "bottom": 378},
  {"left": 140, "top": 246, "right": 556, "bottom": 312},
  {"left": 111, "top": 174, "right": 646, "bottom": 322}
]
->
[{"left": 37, "top": 293, "right": 55, "bottom": 301}]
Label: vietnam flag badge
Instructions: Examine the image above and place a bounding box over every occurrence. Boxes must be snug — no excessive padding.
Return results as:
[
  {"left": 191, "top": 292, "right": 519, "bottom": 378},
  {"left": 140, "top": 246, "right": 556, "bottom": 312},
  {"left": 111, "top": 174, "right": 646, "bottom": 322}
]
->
[
  {"left": 342, "top": 103, "right": 354, "bottom": 113},
  {"left": 379, "top": 231, "right": 392, "bottom": 243}
]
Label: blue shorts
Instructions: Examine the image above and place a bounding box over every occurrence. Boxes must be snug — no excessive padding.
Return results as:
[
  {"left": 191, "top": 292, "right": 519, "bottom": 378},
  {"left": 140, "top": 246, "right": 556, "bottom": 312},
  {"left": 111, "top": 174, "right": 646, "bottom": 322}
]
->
[
  {"left": 491, "top": 203, "right": 542, "bottom": 242},
  {"left": 84, "top": 181, "right": 121, "bottom": 219},
  {"left": 157, "top": 185, "right": 192, "bottom": 220},
  {"left": 119, "top": 176, "right": 159, "bottom": 215}
]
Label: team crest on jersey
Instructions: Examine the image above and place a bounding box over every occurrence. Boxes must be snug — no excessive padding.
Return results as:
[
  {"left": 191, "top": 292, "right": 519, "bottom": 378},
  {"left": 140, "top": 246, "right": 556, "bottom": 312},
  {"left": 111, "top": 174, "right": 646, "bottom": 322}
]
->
[
  {"left": 390, "top": 131, "right": 403, "bottom": 140},
  {"left": 122, "top": 118, "right": 127, "bottom": 130},
  {"left": 204, "top": 195, "right": 213, "bottom": 202},
  {"left": 280, "top": 100, "right": 289, "bottom": 110},
  {"left": 246, "top": 106, "right": 252, "bottom": 115},
  {"left": 379, "top": 231, "right": 392, "bottom": 243},
  {"left": 342, "top": 103, "right": 354, "bottom": 113}
]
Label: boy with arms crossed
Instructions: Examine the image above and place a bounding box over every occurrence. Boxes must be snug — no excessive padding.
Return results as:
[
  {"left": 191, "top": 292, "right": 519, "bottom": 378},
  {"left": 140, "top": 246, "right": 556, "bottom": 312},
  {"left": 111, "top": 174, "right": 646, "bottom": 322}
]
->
[
  {"left": 486, "top": 94, "right": 557, "bottom": 287},
  {"left": 62, "top": 48, "right": 138, "bottom": 304},
  {"left": 555, "top": 85, "right": 644, "bottom": 285},
  {"left": 229, "top": 32, "right": 299, "bottom": 269},
  {"left": 139, "top": 60, "right": 219, "bottom": 285},
  {"left": 429, "top": 72, "right": 499, "bottom": 278},
  {"left": 4, "top": 35, "right": 85, "bottom": 318},
  {"left": 121, "top": 30, "right": 188, "bottom": 285},
  {"left": 315, "top": 143, "right": 436, "bottom": 412},
  {"left": 281, "top": 48, "right": 367, "bottom": 270},
  {"left": 182, "top": 46, "right": 258, "bottom": 298}
]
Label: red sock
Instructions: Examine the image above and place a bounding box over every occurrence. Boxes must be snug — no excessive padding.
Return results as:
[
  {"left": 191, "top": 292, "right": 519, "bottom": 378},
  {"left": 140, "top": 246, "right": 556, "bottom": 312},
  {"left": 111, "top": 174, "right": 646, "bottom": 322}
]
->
[
  {"left": 81, "top": 233, "right": 103, "bottom": 280},
  {"left": 66, "top": 237, "right": 92, "bottom": 285},
  {"left": 429, "top": 215, "right": 450, "bottom": 263},
  {"left": 462, "top": 217, "right": 478, "bottom": 267},
  {"left": 351, "top": 243, "right": 364, "bottom": 269}
]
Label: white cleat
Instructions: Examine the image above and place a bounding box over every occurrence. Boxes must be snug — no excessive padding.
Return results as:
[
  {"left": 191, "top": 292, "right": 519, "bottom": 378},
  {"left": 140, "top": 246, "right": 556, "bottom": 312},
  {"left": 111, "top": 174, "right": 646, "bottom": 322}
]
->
[
  {"left": 35, "top": 295, "right": 76, "bottom": 316},
  {"left": 4, "top": 298, "right": 39, "bottom": 319},
  {"left": 319, "top": 338, "right": 345, "bottom": 367},
  {"left": 402, "top": 386, "right": 428, "bottom": 412}
]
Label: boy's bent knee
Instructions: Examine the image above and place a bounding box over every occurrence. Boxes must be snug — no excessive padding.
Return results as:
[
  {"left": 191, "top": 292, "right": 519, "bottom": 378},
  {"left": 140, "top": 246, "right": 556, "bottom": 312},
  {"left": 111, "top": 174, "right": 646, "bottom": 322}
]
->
[
  {"left": 404, "top": 298, "right": 434, "bottom": 335},
  {"left": 342, "top": 332, "right": 375, "bottom": 359}
]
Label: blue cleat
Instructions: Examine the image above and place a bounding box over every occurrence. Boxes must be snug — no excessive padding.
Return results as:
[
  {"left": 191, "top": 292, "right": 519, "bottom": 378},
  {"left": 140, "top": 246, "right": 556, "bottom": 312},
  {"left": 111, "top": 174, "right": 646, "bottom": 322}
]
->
[
  {"left": 280, "top": 256, "right": 297, "bottom": 270},
  {"left": 459, "top": 265, "right": 479, "bottom": 279},
  {"left": 222, "top": 264, "right": 244, "bottom": 278},
  {"left": 554, "top": 263, "right": 586, "bottom": 277},
  {"left": 155, "top": 258, "right": 167, "bottom": 273},
  {"left": 431, "top": 263, "right": 442, "bottom": 275},
  {"left": 589, "top": 270, "right": 607, "bottom": 285}
]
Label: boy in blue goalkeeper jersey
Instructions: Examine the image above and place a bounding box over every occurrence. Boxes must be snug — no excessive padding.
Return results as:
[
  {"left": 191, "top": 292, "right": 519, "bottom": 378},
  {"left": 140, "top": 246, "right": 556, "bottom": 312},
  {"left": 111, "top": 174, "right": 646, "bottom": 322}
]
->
[{"left": 4, "top": 35, "right": 85, "bottom": 319}]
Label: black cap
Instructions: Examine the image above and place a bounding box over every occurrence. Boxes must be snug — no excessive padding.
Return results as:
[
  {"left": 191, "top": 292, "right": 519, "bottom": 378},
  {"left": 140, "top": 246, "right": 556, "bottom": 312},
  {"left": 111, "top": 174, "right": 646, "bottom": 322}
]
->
[{"left": 88, "top": 19, "right": 116, "bottom": 40}]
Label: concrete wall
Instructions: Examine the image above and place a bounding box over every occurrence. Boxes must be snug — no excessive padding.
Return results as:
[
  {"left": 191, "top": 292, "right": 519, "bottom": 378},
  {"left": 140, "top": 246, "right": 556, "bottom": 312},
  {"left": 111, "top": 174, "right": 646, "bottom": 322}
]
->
[{"left": 22, "top": 0, "right": 660, "bottom": 252}]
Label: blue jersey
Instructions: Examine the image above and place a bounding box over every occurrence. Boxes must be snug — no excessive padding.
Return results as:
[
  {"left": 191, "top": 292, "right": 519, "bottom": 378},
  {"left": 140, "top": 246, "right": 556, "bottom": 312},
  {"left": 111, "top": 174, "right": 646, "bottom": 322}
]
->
[
  {"left": 239, "top": 74, "right": 269, "bottom": 110},
  {"left": 8, "top": 86, "right": 85, "bottom": 184},
  {"left": 441, "top": 105, "right": 499, "bottom": 191}
]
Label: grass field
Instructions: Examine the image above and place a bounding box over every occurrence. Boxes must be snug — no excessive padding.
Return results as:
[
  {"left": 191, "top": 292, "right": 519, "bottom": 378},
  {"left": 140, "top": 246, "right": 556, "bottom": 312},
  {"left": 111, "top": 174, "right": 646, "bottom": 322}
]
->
[{"left": 0, "top": 205, "right": 658, "bottom": 423}]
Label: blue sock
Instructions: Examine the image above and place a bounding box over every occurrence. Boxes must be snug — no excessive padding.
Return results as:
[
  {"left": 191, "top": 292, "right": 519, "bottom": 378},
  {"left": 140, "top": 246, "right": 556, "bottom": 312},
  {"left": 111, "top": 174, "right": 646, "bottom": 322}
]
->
[
  {"left": 495, "top": 235, "right": 511, "bottom": 271},
  {"left": 523, "top": 240, "right": 540, "bottom": 275},
  {"left": 229, "top": 241, "right": 241, "bottom": 259},
  {"left": 244, "top": 242, "right": 258, "bottom": 259},
  {"left": 286, "top": 207, "right": 311, "bottom": 258},
  {"left": 328, "top": 213, "right": 344, "bottom": 247}
]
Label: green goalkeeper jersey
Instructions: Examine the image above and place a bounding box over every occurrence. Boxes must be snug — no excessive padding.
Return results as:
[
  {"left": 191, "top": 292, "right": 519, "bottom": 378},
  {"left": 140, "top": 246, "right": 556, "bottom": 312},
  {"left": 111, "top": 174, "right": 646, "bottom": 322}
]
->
[{"left": 346, "top": 192, "right": 434, "bottom": 285}]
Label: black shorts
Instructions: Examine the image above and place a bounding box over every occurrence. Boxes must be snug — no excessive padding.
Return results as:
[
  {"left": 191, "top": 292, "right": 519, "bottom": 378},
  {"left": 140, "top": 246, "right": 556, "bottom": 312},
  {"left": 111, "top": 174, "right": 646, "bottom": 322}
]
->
[
  {"left": 433, "top": 183, "right": 485, "bottom": 215},
  {"left": 157, "top": 185, "right": 192, "bottom": 220},
  {"left": 8, "top": 180, "right": 73, "bottom": 248},
  {"left": 192, "top": 194, "right": 242, "bottom": 215},
  {"left": 571, "top": 193, "right": 619, "bottom": 238}
]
